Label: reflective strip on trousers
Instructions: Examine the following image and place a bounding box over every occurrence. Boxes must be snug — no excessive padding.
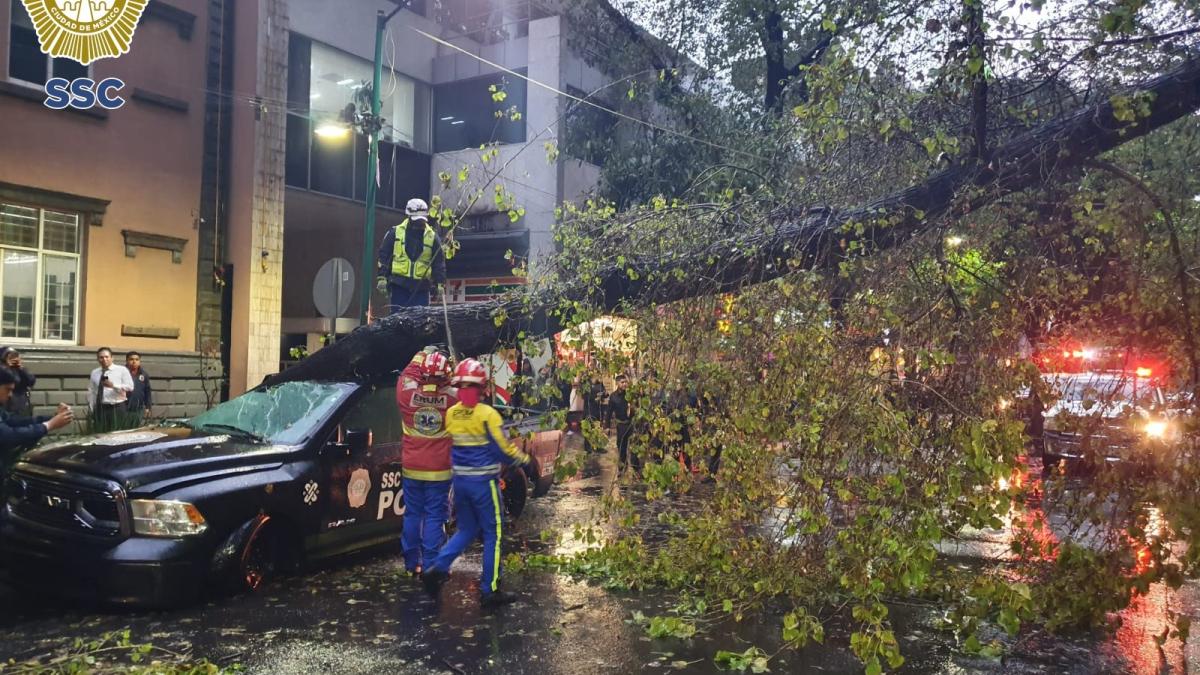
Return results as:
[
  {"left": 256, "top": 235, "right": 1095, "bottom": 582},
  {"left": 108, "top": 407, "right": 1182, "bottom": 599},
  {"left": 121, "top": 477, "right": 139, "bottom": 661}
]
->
[
  {"left": 453, "top": 464, "right": 501, "bottom": 476},
  {"left": 488, "top": 479, "right": 502, "bottom": 592}
]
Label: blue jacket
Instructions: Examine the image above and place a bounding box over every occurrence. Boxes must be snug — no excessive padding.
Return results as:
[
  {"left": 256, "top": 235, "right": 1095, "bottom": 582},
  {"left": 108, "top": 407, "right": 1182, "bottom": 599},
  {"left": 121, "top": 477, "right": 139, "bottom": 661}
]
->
[
  {"left": 0, "top": 409, "right": 49, "bottom": 459},
  {"left": 444, "top": 402, "right": 529, "bottom": 482}
]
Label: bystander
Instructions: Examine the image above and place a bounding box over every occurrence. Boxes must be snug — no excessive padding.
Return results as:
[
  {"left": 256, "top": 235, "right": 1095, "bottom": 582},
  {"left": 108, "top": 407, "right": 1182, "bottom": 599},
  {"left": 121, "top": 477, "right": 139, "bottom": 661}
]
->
[
  {"left": 0, "top": 368, "right": 72, "bottom": 472},
  {"left": 87, "top": 347, "right": 135, "bottom": 432},
  {"left": 1, "top": 348, "right": 36, "bottom": 417},
  {"left": 125, "top": 351, "right": 153, "bottom": 419}
]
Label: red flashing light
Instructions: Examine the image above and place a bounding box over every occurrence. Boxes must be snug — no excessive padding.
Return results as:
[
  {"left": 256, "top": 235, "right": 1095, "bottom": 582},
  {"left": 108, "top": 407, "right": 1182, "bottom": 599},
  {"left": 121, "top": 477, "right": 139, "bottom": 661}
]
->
[
  {"left": 1062, "top": 350, "right": 1071, "bottom": 358},
  {"left": 1135, "top": 367, "right": 1152, "bottom": 378}
]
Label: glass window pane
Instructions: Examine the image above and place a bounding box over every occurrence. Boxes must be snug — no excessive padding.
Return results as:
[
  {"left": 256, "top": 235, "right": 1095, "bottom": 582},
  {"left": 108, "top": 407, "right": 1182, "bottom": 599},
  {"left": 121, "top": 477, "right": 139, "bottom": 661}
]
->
[
  {"left": 9, "top": 0, "right": 47, "bottom": 84},
  {"left": 309, "top": 41, "right": 372, "bottom": 123},
  {"left": 0, "top": 204, "right": 39, "bottom": 248},
  {"left": 287, "top": 34, "right": 312, "bottom": 112},
  {"left": 310, "top": 126, "right": 354, "bottom": 198},
  {"left": 341, "top": 387, "right": 404, "bottom": 445},
  {"left": 52, "top": 57, "right": 87, "bottom": 81},
  {"left": 286, "top": 113, "right": 310, "bottom": 188},
  {"left": 383, "top": 76, "right": 416, "bottom": 146},
  {"left": 2, "top": 250, "right": 36, "bottom": 339},
  {"left": 40, "top": 255, "right": 77, "bottom": 342},
  {"left": 433, "top": 73, "right": 527, "bottom": 153},
  {"left": 42, "top": 210, "right": 79, "bottom": 253}
]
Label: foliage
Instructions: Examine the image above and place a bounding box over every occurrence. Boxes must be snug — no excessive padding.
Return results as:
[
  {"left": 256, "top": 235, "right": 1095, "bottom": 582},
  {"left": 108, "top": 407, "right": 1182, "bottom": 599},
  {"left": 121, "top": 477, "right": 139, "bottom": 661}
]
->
[
  {"left": 4, "top": 629, "right": 240, "bottom": 674},
  {"left": 713, "top": 646, "right": 771, "bottom": 672},
  {"left": 475, "top": 0, "right": 1200, "bottom": 667}
]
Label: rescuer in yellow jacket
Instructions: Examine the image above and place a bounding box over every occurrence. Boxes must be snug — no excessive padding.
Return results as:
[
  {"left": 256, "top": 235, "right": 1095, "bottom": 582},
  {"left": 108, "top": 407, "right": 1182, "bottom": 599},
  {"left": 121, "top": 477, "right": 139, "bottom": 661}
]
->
[
  {"left": 422, "top": 358, "right": 530, "bottom": 608},
  {"left": 375, "top": 198, "right": 447, "bottom": 311}
]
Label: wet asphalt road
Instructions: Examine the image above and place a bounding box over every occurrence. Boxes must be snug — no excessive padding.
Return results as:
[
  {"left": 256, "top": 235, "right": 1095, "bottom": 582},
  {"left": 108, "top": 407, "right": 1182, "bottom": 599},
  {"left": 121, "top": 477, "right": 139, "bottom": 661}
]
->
[{"left": 2, "top": 448, "right": 1198, "bottom": 674}]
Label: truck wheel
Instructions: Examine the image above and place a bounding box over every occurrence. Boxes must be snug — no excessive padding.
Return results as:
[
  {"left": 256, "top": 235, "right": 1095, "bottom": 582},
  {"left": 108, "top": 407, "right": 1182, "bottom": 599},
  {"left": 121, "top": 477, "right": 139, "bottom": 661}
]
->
[
  {"left": 238, "top": 516, "right": 287, "bottom": 592},
  {"left": 502, "top": 469, "right": 528, "bottom": 519}
]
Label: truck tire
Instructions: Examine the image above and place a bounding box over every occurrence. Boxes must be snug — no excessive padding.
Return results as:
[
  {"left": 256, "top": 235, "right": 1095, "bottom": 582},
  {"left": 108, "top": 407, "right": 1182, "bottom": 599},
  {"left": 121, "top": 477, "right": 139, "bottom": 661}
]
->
[
  {"left": 212, "top": 515, "right": 296, "bottom": 595},
  {"left": 502, "top": 468, "right": 528, "bottom": 519}
]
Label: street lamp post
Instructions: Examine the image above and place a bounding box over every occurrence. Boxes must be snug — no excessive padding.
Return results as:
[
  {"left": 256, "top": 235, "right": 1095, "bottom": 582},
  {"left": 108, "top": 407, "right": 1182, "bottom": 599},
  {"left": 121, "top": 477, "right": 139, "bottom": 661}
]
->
[{"left": 359, "top": 3, "right": 407, "bottom": 324}]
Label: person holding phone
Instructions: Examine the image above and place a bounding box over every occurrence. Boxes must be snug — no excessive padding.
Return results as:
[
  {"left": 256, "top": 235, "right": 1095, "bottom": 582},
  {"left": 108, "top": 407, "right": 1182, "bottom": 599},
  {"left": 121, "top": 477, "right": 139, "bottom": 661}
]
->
[{"left": 87, "top": 347, "right": 135, "bottom": 432}]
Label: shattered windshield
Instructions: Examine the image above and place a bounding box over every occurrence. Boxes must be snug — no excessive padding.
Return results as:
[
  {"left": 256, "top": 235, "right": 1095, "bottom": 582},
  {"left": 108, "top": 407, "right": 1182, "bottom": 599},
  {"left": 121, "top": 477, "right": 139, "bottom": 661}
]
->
[{"left": 188, "top": 381, "right": 356, "bottom": 444}]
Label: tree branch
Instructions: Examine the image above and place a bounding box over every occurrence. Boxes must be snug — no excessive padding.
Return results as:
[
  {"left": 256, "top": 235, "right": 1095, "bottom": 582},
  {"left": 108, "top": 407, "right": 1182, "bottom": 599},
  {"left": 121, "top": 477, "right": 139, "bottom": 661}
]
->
[
  {"left": 269, "top": 55, "right": 1200, "bottom": 386},
  {"left": 1084, "top": 158, "right": 1200, "bottom": 396}
]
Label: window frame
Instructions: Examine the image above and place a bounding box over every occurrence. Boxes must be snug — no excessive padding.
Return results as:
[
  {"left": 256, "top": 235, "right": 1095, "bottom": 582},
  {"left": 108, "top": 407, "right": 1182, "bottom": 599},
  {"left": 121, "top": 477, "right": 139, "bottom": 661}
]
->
[
  {"left": 0, "top": 200, "right": 83, "bottom": 346},
  {"left": 285, "top": 33, "right": 432, "bottom": 207},
  {"left": 7, "top": 0, "right": 91, "bottom": 90}
]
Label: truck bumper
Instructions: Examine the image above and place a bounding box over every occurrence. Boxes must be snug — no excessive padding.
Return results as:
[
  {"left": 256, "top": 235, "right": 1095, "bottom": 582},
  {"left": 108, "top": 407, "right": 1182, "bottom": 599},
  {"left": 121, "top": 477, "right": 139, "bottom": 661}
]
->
[{"left": 0, "top": 516, "right": 208, "bottom": 607}]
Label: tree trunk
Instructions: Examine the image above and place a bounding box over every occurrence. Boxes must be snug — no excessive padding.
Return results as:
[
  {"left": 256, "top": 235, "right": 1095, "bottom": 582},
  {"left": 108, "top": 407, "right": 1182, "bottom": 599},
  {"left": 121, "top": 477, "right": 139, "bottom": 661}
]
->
[
  {"left": 762, "top": 0, "right": 789, "bottom": 113},
  {"left": 268, "top": 56, "right": 1200, "bottom": 387}
]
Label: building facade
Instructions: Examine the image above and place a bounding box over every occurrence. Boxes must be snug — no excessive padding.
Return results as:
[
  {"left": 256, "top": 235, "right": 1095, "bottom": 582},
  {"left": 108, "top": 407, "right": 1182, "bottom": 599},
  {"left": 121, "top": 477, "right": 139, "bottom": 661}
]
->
[
  {"left": 0, "top": 0, "right": 617, "bottom": 406},
  {"left": 0, "top": 0, "right": 221, "bottom": 418}
]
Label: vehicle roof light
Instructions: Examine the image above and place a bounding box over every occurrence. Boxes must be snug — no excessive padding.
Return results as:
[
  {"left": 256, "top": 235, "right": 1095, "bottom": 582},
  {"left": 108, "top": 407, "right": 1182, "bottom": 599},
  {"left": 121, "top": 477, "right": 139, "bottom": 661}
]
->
[{"left": 1135, "top": 367, "right": 1152, "bottom": 377}]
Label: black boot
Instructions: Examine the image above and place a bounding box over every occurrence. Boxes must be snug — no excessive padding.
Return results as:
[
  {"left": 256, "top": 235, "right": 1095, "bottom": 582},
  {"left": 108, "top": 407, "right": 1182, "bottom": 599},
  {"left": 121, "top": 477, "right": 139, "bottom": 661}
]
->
[
  {"left": 480, "top": 590, "right": 519, "bottom": 608},
  {"left": 421, "top": 569, "right": 448, "bottom": 596}
]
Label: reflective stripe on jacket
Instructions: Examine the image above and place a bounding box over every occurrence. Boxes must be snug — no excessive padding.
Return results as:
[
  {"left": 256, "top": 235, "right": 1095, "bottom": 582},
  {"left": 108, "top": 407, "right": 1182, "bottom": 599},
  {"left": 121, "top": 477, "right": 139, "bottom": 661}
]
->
[{"left": 444, "top": 402, "right": 529, "bottom": 481}]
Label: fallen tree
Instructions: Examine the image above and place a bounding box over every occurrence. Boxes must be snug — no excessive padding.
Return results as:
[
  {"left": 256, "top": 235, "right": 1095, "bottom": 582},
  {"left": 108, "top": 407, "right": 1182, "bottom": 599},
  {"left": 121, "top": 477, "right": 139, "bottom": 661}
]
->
[{"left": 270, "top": 54, "right": 1200, "bottom": 386}]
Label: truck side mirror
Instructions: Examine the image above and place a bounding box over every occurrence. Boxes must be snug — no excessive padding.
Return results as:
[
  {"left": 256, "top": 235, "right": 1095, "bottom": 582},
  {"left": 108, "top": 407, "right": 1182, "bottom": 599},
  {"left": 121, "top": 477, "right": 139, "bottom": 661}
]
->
[{"left": 344, "top": 428, "right": 372, "bottom": 454}]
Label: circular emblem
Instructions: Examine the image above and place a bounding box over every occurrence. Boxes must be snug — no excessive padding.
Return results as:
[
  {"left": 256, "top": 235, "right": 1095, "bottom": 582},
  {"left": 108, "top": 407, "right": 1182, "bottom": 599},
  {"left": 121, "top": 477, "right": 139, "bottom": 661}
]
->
[
  {"left": 20, "top": 0, "right": 150, "bottom": 65},
  {"left": 413, "top": 407, "right": 443, "bottom": 435},
  {"left": 347, "top": 468, "right": 371, "bottom": 509}
]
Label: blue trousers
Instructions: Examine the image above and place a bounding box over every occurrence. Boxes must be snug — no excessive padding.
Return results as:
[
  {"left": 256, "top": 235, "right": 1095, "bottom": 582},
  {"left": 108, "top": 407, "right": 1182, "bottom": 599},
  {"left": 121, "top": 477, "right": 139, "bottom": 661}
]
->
[
  {"left": 429, "top": 477, "right": 504, "bottom": 596},
  {"left": 389, "top": 284, "right": 429, "bottom": 309},
  {"left": 401, "top": 477, "right": 450, "bottom": 572}
]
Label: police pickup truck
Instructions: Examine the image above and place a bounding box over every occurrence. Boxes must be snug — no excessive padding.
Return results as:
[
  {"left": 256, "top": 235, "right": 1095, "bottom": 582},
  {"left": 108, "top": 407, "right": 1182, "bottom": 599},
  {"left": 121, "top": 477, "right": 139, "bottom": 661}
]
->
[{"left": 0, "top": 377, "right": 563, "bottom": 606}]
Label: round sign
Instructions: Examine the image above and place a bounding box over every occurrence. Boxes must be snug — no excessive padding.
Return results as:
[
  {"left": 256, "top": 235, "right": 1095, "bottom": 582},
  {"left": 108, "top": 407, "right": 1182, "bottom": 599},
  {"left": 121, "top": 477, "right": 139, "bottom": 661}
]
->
[{"left": 313, "top": 257, "right": 355, "bottom": 318}]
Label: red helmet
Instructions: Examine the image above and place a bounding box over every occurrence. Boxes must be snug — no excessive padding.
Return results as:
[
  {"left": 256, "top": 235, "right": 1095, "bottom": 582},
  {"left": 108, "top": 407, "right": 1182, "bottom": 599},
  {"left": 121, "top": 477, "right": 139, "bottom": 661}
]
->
[
  {"left": 420, "top": 351, "right": 451, "bottom": 380},
  {"left": 452, "top": 358, "right": 488, "bottom": 386}
]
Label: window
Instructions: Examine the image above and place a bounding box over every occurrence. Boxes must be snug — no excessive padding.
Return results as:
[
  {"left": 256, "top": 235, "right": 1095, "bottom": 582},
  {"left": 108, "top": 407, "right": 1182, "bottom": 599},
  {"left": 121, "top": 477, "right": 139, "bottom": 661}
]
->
[
  {"left": 286, "top": 34, "right": 432, "bottom": 205},
  {"left": 0, "top": 203, "right": 81, "bottom": 343},
  {"left": 189, "top": 381, "right": 356, "bottom": 445},
  {"left": 8, "top": 0, "right": 87, "bottom": 86},
  {"left": 433, "top": 73, "right": 527, "bottom": 153},
  {"left": 341, "top": 386, "right": 403, "bottom": 446}
]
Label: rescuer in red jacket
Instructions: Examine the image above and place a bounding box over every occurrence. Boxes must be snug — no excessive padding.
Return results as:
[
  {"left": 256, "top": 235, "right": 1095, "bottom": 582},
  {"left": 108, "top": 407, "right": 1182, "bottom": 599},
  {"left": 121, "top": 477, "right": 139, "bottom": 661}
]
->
[{"left": 396, "top": 350, "right": 458, "bottom": 574}]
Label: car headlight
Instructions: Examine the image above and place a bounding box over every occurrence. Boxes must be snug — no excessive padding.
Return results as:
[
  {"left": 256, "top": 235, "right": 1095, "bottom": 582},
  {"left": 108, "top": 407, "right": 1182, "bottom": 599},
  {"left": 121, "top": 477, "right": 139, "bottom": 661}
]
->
[
  {"left": 130, "top": 499, "right": 207, "bottom": 537},
  {"left": 1144, "top": 420, "right": 1169, "bottom": 440}
]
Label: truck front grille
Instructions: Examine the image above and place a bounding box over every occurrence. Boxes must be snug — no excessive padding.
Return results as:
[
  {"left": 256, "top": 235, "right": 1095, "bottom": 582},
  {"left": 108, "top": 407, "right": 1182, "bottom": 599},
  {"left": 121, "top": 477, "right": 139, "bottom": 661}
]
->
[{"left": 8, "top": 470, "right": 125, "bottom": 537}]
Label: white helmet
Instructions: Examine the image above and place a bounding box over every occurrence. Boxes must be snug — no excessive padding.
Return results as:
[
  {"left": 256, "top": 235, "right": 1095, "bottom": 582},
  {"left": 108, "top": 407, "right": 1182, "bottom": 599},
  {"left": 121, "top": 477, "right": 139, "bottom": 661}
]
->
[{"left": 405, "top": 198, "right": 429, "bottom": 220}]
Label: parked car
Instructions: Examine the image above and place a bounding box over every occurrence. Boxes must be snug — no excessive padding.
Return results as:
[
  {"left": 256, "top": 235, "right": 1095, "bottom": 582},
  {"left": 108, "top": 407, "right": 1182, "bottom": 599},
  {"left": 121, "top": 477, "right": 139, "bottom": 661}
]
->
[{"left": 1, "top": 375, "right": 565, "bottom": 607}]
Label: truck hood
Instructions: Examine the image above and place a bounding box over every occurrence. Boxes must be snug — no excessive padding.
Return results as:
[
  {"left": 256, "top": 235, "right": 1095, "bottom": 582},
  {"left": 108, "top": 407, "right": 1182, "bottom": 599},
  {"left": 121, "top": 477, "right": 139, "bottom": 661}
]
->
[{"left": 19, "top": 426, "right": 293, "bottom": 491}]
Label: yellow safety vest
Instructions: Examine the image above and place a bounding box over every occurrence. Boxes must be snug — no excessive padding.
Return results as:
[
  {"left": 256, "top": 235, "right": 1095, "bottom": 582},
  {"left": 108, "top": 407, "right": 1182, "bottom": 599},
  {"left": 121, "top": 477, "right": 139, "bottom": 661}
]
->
[{"left": 391, "top": 220, "right": 436, "bottom": 280}]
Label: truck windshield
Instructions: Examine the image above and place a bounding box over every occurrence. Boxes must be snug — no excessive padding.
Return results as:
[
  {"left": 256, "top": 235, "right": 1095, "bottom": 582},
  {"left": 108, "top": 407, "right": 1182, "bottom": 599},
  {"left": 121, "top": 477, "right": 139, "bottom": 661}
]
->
[{"left": 188, "top": 381, "right": 356, "bottom": 445}]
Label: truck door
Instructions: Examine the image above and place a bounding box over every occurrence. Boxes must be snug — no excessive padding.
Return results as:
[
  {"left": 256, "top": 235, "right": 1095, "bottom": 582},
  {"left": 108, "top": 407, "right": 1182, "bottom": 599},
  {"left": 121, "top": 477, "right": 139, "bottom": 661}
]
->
[{"left": 315, "top": 384, "right": 405, "bottom": 556}]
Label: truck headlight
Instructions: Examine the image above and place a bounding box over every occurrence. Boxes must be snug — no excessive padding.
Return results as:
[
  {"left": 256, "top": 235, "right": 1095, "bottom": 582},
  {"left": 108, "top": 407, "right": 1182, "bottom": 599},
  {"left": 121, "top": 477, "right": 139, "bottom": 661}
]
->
[
  {"left": 1144, "top": 420, "right": 1169, "bottom": 440},
  {"left": 130, "top": 499, "right": 207, "bottom": 537}
]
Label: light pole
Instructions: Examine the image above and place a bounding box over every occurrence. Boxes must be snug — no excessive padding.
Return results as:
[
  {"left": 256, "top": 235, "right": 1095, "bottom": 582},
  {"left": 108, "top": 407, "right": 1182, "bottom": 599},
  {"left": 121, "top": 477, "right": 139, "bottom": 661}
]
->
[{"left": 359, "top": 3, "right": 407, "bottom": 324}]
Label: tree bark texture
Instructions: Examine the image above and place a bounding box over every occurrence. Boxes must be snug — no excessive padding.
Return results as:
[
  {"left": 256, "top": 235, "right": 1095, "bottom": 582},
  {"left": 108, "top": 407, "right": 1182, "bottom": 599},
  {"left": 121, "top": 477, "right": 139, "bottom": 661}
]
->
[{"left": 269, "top": 55, "right": 1200, "bottom": 387}]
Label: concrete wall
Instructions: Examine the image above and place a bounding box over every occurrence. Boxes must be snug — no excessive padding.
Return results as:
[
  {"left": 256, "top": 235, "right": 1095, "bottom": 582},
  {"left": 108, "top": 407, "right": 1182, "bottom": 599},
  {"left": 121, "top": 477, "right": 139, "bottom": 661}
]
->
[
  {"left": 0, "top": 1, "right": 209, "bottom": 352},
  {"left": 22, "top": 347, "right": 220, "bottom": 422},
  {"left": 430, "top": 16, "right": 564, "bottom": 276},
  {"left": 225, "top": 0, "right": 288, "bottom": 396}
]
